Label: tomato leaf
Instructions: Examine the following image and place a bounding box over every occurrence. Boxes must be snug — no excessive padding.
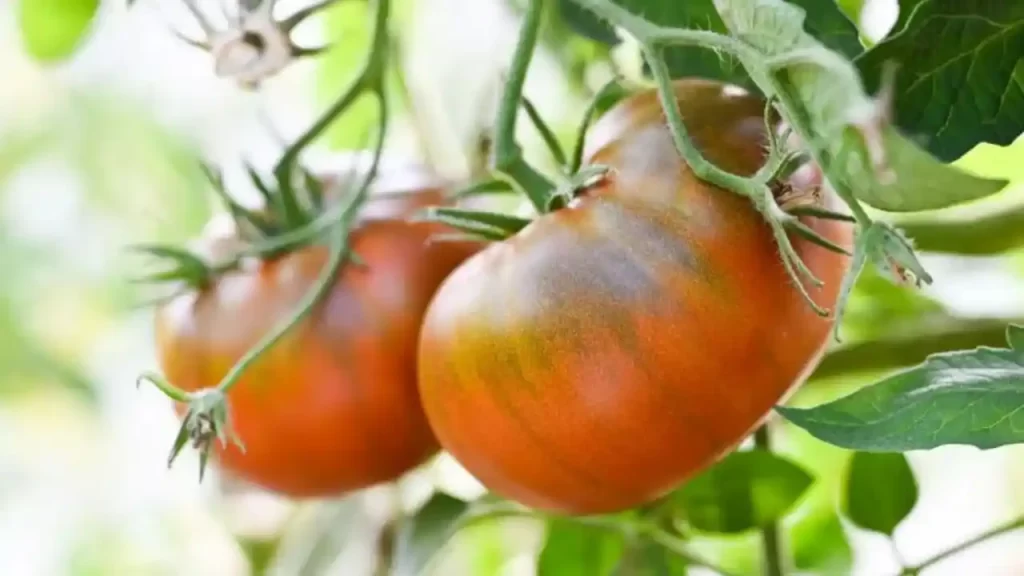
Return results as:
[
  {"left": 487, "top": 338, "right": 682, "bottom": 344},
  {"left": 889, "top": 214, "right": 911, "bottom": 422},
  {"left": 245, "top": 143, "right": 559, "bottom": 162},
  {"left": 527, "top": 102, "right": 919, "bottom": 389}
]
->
[
  {"left": 558, "top": 0, "right": 621, "bottom": 47},
  {"left": 712, "top": 0, "right": 1009, "bottom": 213},
  {"left": 856, "top": 1, "right": 1024, "bottom": 162},
  {"left": 17, "top": 0, "right": 101, "bottom": 63},
  {"left": 560, "top": 0, "right": 861, "bottom": 87},
  {"left": 537, "top": 519, "right": 626, "bottom": 576},
  {"left": 791, "top": 507, "right": 853, "bottom": 574},
  {"left": 836, "top": 263, "right": 945, "bottom": 342},
  {"left": 842, "top": 452, "right": 918, "bottom": 536},
  {"left": 843, "top": 126, "right": 1009, "bottom": 212},
  {"left": 778, "top": 325, "right": 1024, "bottom": 450},
  {"left": 782, "top": 0, "right": 864, "bottom": 58},
  {"left": 611, "top": 537, "right": 688, "bottom": 575},
  {"left": 563, "top": 0, "right": 747, "bottom": 87},
  {"left": 265, "top": 498, "right": 367, "bottom": 576},
  {"left": 669, "top": 450, "right": 814, "bottom": 534},
  {"left": 392, "top": 492, "right": 469, "bottom": 576}
]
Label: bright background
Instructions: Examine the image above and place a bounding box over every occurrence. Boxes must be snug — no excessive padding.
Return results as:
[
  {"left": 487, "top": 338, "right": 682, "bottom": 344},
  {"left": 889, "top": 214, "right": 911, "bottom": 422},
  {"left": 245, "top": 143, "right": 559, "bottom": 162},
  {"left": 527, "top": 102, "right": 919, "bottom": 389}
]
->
[{"left": 1, "top": 0, "right": 1023, "bottom": 574}]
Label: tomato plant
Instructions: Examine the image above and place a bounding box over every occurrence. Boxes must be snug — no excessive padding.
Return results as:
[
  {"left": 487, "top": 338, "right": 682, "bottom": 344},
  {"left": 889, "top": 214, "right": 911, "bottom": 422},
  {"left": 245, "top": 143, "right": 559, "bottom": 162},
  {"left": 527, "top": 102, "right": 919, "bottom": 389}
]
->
[
  {"left": 44, "top": 0, "right": 1014, "bottom": 573},
  {"left": 417, "top": 78, "right": 852, "bottom": 514},
  {"left": 153, "top": 164, "right": 478, "bottom": 497}
]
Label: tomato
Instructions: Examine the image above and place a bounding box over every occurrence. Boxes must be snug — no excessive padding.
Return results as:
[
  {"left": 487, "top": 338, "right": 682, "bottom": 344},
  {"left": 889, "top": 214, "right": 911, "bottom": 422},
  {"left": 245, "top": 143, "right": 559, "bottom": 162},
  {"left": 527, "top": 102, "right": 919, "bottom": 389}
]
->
[
  {"left": 416, "top": 78, "right": 853, "bottom": 515},
  {"left": 154, "top": 162, "right": 479, "bottom": 497}
]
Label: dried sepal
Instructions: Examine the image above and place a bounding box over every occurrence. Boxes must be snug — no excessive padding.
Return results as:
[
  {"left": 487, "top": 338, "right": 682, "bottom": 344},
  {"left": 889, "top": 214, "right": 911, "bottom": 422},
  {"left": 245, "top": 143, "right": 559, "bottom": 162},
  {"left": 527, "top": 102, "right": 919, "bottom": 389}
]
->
[{"left": 170, "top": 0, "right": 343, "bottom": 89}]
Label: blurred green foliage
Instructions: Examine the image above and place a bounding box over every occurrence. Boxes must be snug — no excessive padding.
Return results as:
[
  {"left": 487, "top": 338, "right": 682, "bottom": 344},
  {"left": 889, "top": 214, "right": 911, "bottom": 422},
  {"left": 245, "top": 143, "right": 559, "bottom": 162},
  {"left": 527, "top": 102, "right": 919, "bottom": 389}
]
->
[{"left": 17, "top": 0, "right": 100, "bottom": 63}]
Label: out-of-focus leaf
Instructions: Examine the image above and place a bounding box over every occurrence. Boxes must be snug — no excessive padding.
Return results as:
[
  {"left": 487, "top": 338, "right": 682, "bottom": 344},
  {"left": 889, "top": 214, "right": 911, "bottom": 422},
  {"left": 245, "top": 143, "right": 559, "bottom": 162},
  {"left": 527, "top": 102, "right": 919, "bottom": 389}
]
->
[
  {"left": 392, "top": 492, "right": 469, "bottom": 576},
  {"left": 238, "top": 537, "right": 279, "bottom": 576},
  {"left": 0, "top": 261, "right": 98, "bottom": 403},
  {"left": 537, "top": 519, "right": 625, "bottom": 576},
  {"left": 611, "top": 537, "right": 687, "bottom": 575},
  {"left": 777, "top": 399, "right": 855, "bottom": 575},
  {"left": 265, "top": 498, "right": 364, "bottom": 576},
  {"left": 845, "top": 127, "right": 1009, "bottom": 212},
  {"left": 320, "top": 0, "right": 380, "bottom": 150},
  {"left": 782, "top": 0, "right": 863, "bottom": 57},
  {"left": 561, "top": 0, "right": 861, "bottom": 86},
  {"left": 842, "top": 452, "right": 918, "bottom": 536},
  {"left": 0, "top": 130, "right": 53, "bottom": 189},
  {"left": 835, "top": 0, "right": 865, "bottom": 21},
  {"left": 70, "top": 97, "right": 213, "bottom": 243},
  {"left": 838, "top": 264, "right": 945, "bottom": 340},
  {"left": 558, "top": 0, "right": 620, "bottom": 45},
  {"left": 791, "top": 508, "right": 853, "bottom": 575},
  {"left": 463, "top": 517, "right": 514, "bottom": 576},
  {"left": 17, "top": 0, "right": 101, "bottom": 63},
  {"left": 669, "top": 450, "right": 814, "bottom": 534}
]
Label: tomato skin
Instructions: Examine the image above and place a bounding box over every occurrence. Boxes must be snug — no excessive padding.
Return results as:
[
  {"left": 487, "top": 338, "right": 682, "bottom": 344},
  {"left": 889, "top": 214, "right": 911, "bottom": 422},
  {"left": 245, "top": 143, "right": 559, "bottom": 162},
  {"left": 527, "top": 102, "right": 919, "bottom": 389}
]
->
[
  {"left": 416, "top": 79, "right": 853, "bottom": 515},
  {"left": 155, "top": 173, "right": 479, "bottom": 497}
]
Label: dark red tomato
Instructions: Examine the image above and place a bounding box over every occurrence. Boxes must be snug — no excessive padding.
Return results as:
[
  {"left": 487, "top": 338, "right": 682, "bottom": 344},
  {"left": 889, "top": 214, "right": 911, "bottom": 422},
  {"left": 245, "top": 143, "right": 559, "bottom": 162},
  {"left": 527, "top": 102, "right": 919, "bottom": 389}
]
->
[
  {"left": 416, "top": 78, "right": 853, "bottom": 515},
  {"left": 155, "top": 162, "right": 479, "bottom": 497}
]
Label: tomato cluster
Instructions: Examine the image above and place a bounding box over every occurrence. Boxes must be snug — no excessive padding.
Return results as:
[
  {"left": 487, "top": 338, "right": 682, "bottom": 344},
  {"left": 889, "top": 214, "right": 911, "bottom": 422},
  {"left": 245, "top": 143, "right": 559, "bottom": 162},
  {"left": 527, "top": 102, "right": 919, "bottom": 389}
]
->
[{"left": 154, "top": 78, "right": 850, "bottom": 511}]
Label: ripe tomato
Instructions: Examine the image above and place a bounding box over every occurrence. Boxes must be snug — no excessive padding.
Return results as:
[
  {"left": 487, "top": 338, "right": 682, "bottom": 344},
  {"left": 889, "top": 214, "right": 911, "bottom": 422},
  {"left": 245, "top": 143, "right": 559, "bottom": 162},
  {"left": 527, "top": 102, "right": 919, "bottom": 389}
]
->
[
  {"left": 416, "top": 78, "right": 853, "bottom": 515},
  {"left": 154, "top": 161, "right": 479, "bottom": 497}
]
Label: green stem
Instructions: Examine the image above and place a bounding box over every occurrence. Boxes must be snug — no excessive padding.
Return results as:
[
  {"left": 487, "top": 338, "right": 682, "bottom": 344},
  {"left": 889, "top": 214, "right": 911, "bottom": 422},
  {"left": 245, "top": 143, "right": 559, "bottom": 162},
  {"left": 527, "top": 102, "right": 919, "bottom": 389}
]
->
[
  {"left": 273, "top": 0, "right": 391, "bottom": 187},
  {"left": 570, "top": 0, "right": 763, "bottom": 199},
  {"left": 754, "top": 426, "right": 785, "bottom": 576},
  {"left": 768, "top": 79, "right": 873, "bottom": 226},
  {"left": 492, "top": 0, "right": 557, "bottom": 212},
  {"left": 901, "top": 516, "right": 1024, "bottom": 575},
  {"left": 216, "top": 100, "right": 389, "bottom": 397},
  {"left": 644, "top": 47, "right": 757, "bottom": 194}
]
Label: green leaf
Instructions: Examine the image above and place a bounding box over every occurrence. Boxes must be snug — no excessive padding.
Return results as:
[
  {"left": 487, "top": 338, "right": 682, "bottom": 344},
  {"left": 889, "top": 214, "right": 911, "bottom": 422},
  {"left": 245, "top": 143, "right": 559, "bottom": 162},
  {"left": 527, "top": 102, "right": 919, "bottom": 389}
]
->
[
  {"left": 838, "top": 263, "right": 945, "bottom": 341},
  {"left": 1007, "top": 324, "right": 1024, "bottom": 351},
  {"left": 791, "top": 507, "right": 853, "bottom": 575},
  {"left": 780, "top": 0, "right": 863, "bottom": 58},
  {"left": 567, "top": 0, "right": 751, "bottom": 87},
  {"left": 265, "top": 498, "right": 365, "bottom": 576},
  {"left": 611, "top": 537, "right": 688, "bottom": 576},
  {"left": 670, "top": 450, "right": 814, "bottom": 534},
  {"left": 320, "top": 0, "right": 378, "bottom": 150},
  {"left": 392, "top": 493, "right": 469, "bottom": 576},
  {"left": 778, "top": 325, "right": 1024, "bottom": 450},
  {"left": 857, "top": 1, "right": 1024, "bottom": 162},
  {"left": 538, "top": 519, "right": 625, "bottom": 576},
  {"left": 835, "top": 0, "right": 865, "bottom": 21},
  {"left": 560, "top": 0, "right": 861, "bottom": 86},
  {"left": 842, "top": 452, "right": 918, "bottom": 536},
  {"left": 558, "top": 0, "right": 620, "bottom": 44},
  {"left": 844, "top": 127, "right": 1009, "bottom": 212},
  {"left": 17, "top": 0, "right": 100, "bottom": 63},
  {"left": 778, "top": 411, "right": 855, "bottom": 575},
  {"left": 713, "top": 0, "right": 1009, "bottom": 213}
]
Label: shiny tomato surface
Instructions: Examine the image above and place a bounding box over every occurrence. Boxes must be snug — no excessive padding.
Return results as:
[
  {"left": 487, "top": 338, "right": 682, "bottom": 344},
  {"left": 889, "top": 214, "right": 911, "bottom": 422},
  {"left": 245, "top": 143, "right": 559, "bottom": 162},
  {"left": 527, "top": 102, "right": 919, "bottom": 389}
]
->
[
  {"left": 416, "top": 78, "right": 853, "bottom": 514},
  {"left": 155, "top": 164, "right": 478, "bottom": 497}
]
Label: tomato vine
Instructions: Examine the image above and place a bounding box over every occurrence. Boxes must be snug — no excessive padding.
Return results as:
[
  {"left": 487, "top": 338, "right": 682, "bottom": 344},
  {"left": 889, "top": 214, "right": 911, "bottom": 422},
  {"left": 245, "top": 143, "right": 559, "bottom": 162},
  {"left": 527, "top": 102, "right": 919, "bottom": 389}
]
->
[{"left": 137, "top": 0, "right": 394, "bottom": 477}]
